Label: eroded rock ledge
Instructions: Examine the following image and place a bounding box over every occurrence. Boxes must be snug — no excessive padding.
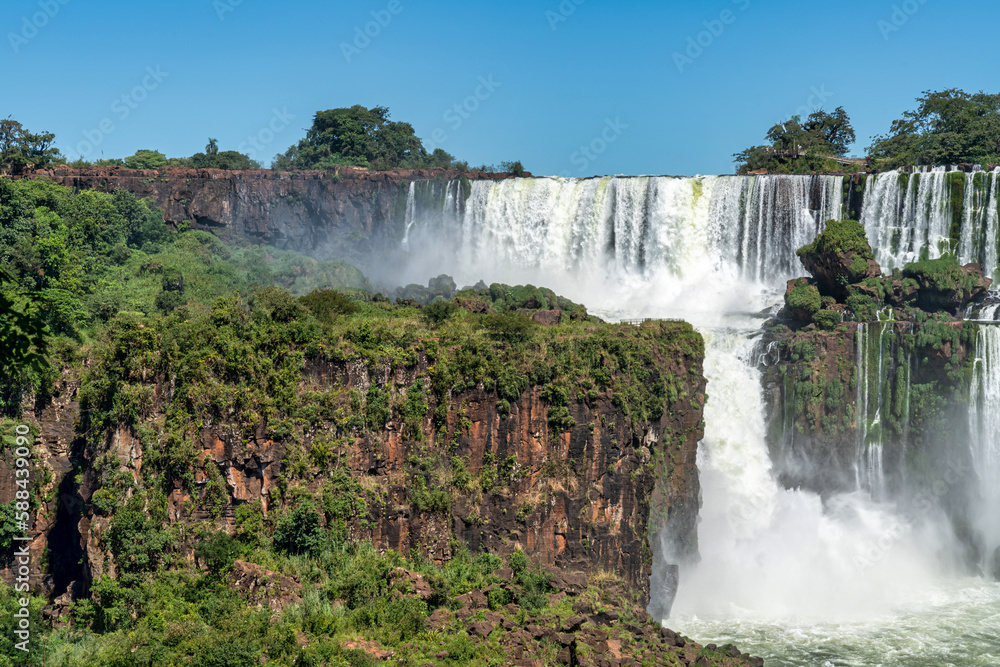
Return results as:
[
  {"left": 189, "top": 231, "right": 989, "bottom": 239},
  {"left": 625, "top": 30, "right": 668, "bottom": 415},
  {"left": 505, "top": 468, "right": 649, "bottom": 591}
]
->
[{"left": 21, "top": 166, "right": 510, "bottom": 261}]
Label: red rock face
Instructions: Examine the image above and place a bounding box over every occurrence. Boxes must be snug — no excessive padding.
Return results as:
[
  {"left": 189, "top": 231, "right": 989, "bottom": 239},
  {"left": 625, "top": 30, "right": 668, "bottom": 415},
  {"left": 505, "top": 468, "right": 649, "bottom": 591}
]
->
[{"left": 5, "top": 340, "right": 705, "bottom": 609}]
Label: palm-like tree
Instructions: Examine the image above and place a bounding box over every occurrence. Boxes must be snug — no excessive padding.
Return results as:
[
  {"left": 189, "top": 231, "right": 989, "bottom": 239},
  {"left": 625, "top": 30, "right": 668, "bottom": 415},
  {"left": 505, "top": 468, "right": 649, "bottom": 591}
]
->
[{"left": 206, "top": 138, "right": 218, "bottom": 156}]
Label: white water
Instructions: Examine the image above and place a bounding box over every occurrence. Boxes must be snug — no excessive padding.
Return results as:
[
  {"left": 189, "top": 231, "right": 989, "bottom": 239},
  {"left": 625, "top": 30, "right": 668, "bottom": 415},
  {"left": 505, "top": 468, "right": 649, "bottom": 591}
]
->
[
  {"left": 970, "top": 326, "right": 1000, "bottom": 578},
  {"left": 860, "top": 166, "right": 1000, "bottom": 279},
  {"left": 399, "top": 173, "right": 1000, "bottom": 665}
]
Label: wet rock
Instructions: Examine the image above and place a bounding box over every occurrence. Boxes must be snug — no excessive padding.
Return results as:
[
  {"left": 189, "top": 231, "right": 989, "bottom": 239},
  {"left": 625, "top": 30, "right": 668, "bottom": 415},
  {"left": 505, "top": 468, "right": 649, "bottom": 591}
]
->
[
  {"left": 903, "top": 258, "right": 992, "bottom": 314},
  {"left": 796, "top": 218, "right": 880, "bottom": 300}
]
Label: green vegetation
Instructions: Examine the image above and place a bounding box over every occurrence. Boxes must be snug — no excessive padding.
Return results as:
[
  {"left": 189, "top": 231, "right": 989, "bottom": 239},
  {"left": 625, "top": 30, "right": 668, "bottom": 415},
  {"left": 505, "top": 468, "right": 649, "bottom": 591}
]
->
[
  {"left": 0, "top": 119, "right": 62, "bottom": 175},
  {"left": 270, "top": 106, "right": 525, "bottom": 174},
  {"left": 0, "top": 175, "right": 717, "bottom": 665},
  {"left": 7, "top": 112, "right": 525, "bottom": 176},
  {"left": 812, "top": 309, "right": 841, "bottom": 330},
  {"left": 786, "top": 280, "right": 821, "bottom": 316},
  {"left": 0, "top": 176, "right": 367, "bottom": 413},
  {"left": 736, "top": 88, "right": 1000, "bottom": 172},
  {"left": 0, "top": 539, "right": 697, "bottom": 666},
  {"left": 796, "top": 219, "right": 873, "bottom": 261},
  {"left": 868, "top": 88, "right": 1000, "bottom": 168},
  {"left": 73, "top": 143, "right": 263, "bottom": 171},
  {"left": 788, "top": 219, "right": 988, "bottom": 324},
  {"left": 0, "top": 266, "right": 49, "bottom": 387},
  {"left": 733, "top": 107, "right": 856, "bottom": 174},
  {"left": 903, "top": 252, "right": 982, "bottom": 296}
]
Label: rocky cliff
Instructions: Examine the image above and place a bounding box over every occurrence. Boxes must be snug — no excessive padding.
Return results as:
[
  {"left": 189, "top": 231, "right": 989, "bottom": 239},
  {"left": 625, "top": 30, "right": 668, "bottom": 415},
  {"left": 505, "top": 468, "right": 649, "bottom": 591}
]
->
[
  {"left": 4, "top": 309, "right": 705, "bottom": 612},
  {"left": 23, "top": 166, "right": 510, "bottom": 271}
]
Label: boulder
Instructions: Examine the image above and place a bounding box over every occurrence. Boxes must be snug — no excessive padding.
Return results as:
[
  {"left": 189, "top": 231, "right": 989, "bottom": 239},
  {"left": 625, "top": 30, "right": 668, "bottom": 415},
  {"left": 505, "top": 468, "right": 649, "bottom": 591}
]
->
[
  {"left": 389, "top": 567, "right": 434, "bottom": 601},
  {"left": 228, "top": 560, "right": 303, "bottom": 612},
  {"left": 783, "top": 278, "right": 821, "bottom": 322},
  {"left": 796, "top": 219, "right": 880, "bottom": 300},
  {"left": 903, "top": 256, "right": 993, "bottom": 314}
]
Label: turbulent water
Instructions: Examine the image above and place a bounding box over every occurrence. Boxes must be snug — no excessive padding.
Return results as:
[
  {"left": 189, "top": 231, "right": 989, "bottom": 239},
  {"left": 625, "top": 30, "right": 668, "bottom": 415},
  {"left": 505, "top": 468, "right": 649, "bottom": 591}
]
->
[{"left": 400, "top": 173, "right": 1000, "bottom": 666}]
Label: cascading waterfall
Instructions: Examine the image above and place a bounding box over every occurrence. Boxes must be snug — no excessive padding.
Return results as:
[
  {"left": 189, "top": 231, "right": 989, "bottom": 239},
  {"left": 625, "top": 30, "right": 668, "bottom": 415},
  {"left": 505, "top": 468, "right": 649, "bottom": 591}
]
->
[
  {"left": 398, "top": 171, "right": 1000, "bottom": 665},
  {"left": 969, "top": 325, "right": 1000, "bottom": 577},
  {"left": 710, "top": 173, "right": 843, "bottom": 282},
  {"left": 434, "top": 175, "right": 843, "bottom": 301},
  {"left": 860, "top": 167, "right": 953, "bottom": 269},
  {"left": 853, "top": 314, "right": 911, "bottom": 500},
  {"left": 401, "top": 181, "right": 416, "bottom": 249},
  {"left": 860, "top": 166, "right": 1000, "bottom": 279}
]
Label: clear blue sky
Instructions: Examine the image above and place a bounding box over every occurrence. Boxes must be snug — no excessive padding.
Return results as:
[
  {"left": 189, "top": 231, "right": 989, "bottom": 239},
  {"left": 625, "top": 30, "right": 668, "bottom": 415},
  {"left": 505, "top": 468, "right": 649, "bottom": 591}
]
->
[{"left": 2, "top": 0, "right": 998, "bottom": 177}]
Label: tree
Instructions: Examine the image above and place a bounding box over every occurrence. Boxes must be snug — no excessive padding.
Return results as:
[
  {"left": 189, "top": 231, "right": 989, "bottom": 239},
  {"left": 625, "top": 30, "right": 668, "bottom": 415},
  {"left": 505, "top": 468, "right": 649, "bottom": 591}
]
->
[
  {"left": 0, "top": 119, "right": 63, "bottom": 175},
  {"left": 123, "top": 149, "right": 168, "bottom": 170},
  {"left": 868, "top": 88, "right": 1000, "bottom": 168},
  {"left": 733, "top": 106, "right": 856, "bottom": 174},
  {"left": 190, "top": 150, "right": 260, "bottom": 170},
  {"left": 0, "top": 267, "right": 49, "bottom": 377},
  {"left": 275, "top": 105, "right": 428, "bottom": 170},
  {"left": 206, "top": 137, "right": 219, "bottom": 156},
  {"left": 426, "top": 148, "right": 456, "bottom": 169}
]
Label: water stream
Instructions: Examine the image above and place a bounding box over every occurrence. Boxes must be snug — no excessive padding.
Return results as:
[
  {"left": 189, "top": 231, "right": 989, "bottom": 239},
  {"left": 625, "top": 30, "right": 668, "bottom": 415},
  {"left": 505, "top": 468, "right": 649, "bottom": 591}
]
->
[{"left": 398, "top": 173, "right": 1000, "bottom": 665}]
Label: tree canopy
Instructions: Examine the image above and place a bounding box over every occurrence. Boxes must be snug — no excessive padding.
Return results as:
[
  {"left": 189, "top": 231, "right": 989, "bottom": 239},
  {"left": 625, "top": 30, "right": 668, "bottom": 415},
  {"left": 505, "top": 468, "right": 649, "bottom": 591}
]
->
[
  {"left": 0, "top": 119, "right": 63, "bottom": 175},
  {"left": 273, "top": 105, "right": 468, "bottom": 171},
  {"left": 733, "top": 107, "right": 856, "bottom": 174},
  {"left": 867, "top": 89, "right": 1000, "bottom": 168}
]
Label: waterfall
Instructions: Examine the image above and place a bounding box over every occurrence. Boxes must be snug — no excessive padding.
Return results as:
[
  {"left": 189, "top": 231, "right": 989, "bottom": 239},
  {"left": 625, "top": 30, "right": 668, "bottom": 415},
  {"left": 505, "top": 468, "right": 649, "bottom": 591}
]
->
[
  {"left": 401, "top": 181, "right": 416, "bottom": 250},
  {"left": 420, "top": 174, "right": 844, "bottom": 297},
  {"left": 853, "top": 316, "right": 911, "bottom": 500},
  {"left": 860, "top": 167, "right": 1000, "bottom": 279},
  {"left": 396, "top": 171, "right": 1000, "bottom": 639},
  {"left": 969, "top": 325, "right": 1000, "bottom": 576}
]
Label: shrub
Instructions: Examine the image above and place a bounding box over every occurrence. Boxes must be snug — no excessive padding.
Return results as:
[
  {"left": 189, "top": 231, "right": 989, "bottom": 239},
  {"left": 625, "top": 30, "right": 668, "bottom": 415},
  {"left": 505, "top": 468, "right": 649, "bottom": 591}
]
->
[
  {"left": 422, "top": 300, "right": 457, "bottom": 325},
  {"left": 903, "top": 252, "right": 980, "bottom": 293},
  {"left": 787, "top": 281, "right": 821, "bottom": 316},
  {"left": 812, "top": 309, "right": 841, "bottom": 330},
  {"left": 796, "top": 219, "right": 874, "bottom": 260},
  {"left": 195, "top": 532, "right": 241, "bottom": 574},
  {"left": 499, "top": 160, "right": 525, "bottom": 177},
  {"left": 273, "top": 503, "right": 326, "bottom": 555},
  {"left": 234, "top": 501, "right": 266, "bottom": 547},
  {"left": 155, "top": 289, "right": 185, "bottom": 313},
  {"left": 481, "top": 312, "right": 535, "bottom": 344},
  {"left": 105, "top": 500, "right": 169, "bottom": 573},
  {"left": 508, "top": 549, "right": 528, "bottom": 577},
  {"left": 300, "top": 288, "right": 359, "bottom": 323},
  {"left": 825, "top": 379, "right": 845, "bottom": 411}
]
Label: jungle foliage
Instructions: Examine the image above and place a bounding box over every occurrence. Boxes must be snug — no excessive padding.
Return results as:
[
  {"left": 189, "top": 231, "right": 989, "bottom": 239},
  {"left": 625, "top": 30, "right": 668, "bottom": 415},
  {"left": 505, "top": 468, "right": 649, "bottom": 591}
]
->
[{"left": 868, "top": 88, "right": 1000, "bottom": 168}]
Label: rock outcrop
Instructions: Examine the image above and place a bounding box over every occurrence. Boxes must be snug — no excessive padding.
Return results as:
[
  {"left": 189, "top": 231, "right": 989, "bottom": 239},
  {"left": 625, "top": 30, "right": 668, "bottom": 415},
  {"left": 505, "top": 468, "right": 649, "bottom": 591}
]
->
[
  {"left": 9, "top": 321, "right": 705, "bottom": 613},
  {"left": 795, "top": 219, "right": 880, "bottom": 301},
  {"left": 21, "top": 166, "right": 509, "bottom": 269},
  {"left": 782, "top": 219, "right": 992, "bottom": 325},
  {"left": 757, "top": 317, "right": 983, "bottom": 571}
]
